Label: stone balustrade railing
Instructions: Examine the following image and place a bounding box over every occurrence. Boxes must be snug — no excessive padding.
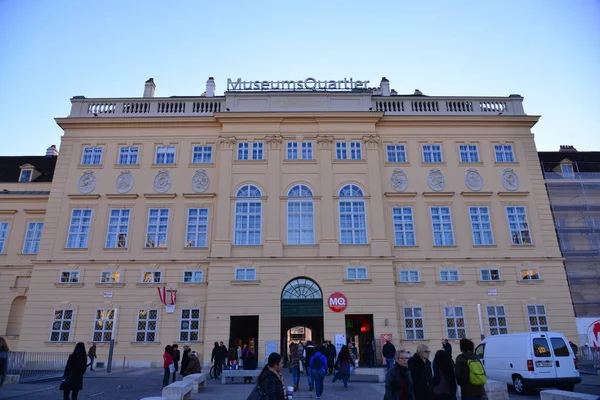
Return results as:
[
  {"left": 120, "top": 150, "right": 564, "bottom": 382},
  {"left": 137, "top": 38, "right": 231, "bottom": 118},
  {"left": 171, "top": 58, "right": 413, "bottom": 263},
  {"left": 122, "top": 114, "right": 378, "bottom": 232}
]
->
[
  {"left": 68, "top": 97, "right": 224, "bottom": 117},
  {"left": 373, "top": 96, "right": 525, "bottom": 116}
]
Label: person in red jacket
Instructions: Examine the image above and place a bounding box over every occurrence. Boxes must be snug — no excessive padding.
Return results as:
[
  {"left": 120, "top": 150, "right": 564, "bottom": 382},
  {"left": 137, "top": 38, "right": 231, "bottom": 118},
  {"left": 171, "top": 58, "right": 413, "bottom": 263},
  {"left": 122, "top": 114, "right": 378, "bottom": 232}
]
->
[{"left": 163, "top": 345, "right": 174, "bottom": 388}]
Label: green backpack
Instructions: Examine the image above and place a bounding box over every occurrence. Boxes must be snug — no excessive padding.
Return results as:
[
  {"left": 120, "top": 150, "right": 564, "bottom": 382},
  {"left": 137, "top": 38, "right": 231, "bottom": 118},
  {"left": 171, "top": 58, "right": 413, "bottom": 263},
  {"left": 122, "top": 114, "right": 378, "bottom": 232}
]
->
[{"left": 467, "top": 359, "right": 487, "bottom": 386}]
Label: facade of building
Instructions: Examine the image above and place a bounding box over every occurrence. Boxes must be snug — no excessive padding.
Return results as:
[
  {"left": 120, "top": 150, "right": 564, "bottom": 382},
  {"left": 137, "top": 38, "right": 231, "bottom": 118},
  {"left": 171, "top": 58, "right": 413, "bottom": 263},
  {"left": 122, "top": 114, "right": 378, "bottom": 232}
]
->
[{"left": 1, "top": 77, "right": 577, "bottom": 367}]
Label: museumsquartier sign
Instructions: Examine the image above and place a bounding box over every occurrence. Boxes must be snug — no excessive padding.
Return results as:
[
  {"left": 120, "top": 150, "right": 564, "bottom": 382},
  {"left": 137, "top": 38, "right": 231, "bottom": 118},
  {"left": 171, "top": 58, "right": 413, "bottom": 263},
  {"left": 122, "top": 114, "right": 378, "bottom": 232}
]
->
[{"left": 227, "top": 77, "right": 370, "bottom": 91}]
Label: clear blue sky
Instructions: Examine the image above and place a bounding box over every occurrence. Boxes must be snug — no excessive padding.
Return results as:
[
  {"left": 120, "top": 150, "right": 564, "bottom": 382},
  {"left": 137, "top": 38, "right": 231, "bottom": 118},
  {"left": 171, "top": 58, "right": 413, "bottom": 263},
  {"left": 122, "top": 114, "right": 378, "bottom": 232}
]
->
[{"left": 1, "top": 0, "right": 598, "bottom": 156}]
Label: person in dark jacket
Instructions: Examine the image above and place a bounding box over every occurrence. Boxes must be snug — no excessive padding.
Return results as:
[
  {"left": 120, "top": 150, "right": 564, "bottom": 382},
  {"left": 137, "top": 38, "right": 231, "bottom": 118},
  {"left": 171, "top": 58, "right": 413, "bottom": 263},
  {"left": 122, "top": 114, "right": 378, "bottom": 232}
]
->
[
  {"left": 210, "top": 342, "right": 223, "bottom": 379},
  {"left": 332, "top": 345, "right": 351, "bottom": 390},
  {"left": 0, "top": 337, "right": 9, "bottom": 389},
  {"left": 310, "top": 346, "right": 328, "bottom": 399},
  {"left": 408, "top": 344, "right": 434, "bottom": 400},
  {"left": 243, "top": 349, "right": 258, "bottom": 384},
  {"left": 219, "top": 341, "right": 228, "bottom": 370},
  {"left": 303, "top": 341, "right": 316, "bottom": 391},
  {"left": 183, "top": 351, "right": 201, "bottom": 376},
  {"left": 180, "top": 345, "right": 191, "bottom": 377},
  {"left": 382, "top": 339, "right": 397, "bottom": 372},
  {"left": 171, "top": 344, "right": 180, "bottom": 382},
  {"left": 385, "top": 350, "right": 416, "bottom": 400},
  {"left": 455, "top": 338, "right": 485, "bottom": 400},
  {"left": 364, "top": 339, "right": 375, "bottom": 368},
  {"left": 326, "top": 341, "right": 336, "bottom": 375},
  {"left": 442, "top": 339, "right": 453, "bottom": 359},
  {"left": 433, "top": 350, "right": 457, "bottom": 400},
  {"left": 60, "top": 342, "right": 87, "bottom": 400},
  {"left": 255, "top": 352, "right": 285, "bottom": 400},
  {"left": 86, "top": 343, "right": 96, "bottom": 371}
]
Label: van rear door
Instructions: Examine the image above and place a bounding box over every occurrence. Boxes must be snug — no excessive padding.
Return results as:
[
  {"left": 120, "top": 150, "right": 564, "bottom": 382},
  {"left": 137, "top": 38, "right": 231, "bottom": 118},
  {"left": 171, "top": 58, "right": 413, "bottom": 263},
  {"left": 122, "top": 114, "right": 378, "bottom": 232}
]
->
[
  {"left": 531, "top": 335, "right": 557, "bottom": 379},
  {"left": 548, "top": 335, "right": 578, "bottom": 379}
]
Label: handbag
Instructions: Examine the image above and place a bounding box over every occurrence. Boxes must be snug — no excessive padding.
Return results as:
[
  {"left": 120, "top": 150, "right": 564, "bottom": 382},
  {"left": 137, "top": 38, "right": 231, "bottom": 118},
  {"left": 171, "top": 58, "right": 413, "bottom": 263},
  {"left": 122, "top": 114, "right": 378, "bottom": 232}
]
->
[
  {"left": 169, "top": 363, "right": 175, "bottom": 374},
  {"left": 59, "top": 375, "right": 71, "bottom": 390},
  {"left": 246, "top": 382, "right": 266, "bottom": 400},
  {"left": 299, "top": 361, "right": 304, "bottom": 373}
]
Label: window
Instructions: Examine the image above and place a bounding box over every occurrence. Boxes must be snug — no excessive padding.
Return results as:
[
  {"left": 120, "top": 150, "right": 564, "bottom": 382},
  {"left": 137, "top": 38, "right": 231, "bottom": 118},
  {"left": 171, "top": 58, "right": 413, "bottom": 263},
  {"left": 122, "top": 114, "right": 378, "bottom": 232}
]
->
[
  {"left": 430, "top": 207, "right": 455, "bottom": 246},
  {"left": 92, "top": 309, "right": 116, "bottom": 342},
  {"left": 527, "top": 304, "right": 549, "bottom": 332},
  {"left": 22, "top": 221, "right": 43, "bottom": 254},
  {"left": 49, "top": 309, "right": 74, "bottom": 342},
  {"left": 118, "top": 146, "right": 139, "bottom": 165},
  {"left": 183, "top": 271, "right": 204, "bottom": 283},
  {"left": 550, "top": 337, "right": 570, "bottom": 357},
  {"left": 185, "top": 208, "right": 209, "bottom": 248},
  {"left": 403, "top": 307, "right": 425, "bottom": 340},
  {"left": 287, "top": 184, "right": 314, "bottom": 245},
  {"left": 142, "top": 271, "right": 162, "bottom": 283},
  {"left": 154, "top": 146, "right": 176, "bottom": 164},
  {"left": 19, "top": 169, "right": 33, "bottom": 182},
  {"left": 234, "top": 185, "right": 262, "bottom": 245},
  {"left": 0, "top": 222, "right": 8, "bottom": 253},
  {"left": 60, "top": 271, "right": 80, "bottom": 283},
  {"left": 506, "top": 206, "right": 532, "bottom": 245},
  {"left": 346, "top": 267, "right": 368, "bottom": 280},
  {"left": 235, "top": 268, "right": 256, "bottom": 281},
  {"left": 287, "top": 142, "right": 313, "bottom": 160},
  {"left": 445, "top": 306, "right": 466, "bottom": 339},
  {"left": 145, "top": 208, "right": 170, "bottom": 248},
  {"left": 561, "top": 164, "right": 574, "bottom": 178},
  {"left": 81, "top": 146, "right": 103, "bottom": 165},
  {"left": 392, "top": 207, "right": 416, "bottom": 246},
  {"left": 101, "top": 270, "right": 121, "bottom": 283},
  {"left": 237, "top": 142, "right": 264, "bottom": 160},
  {"left": 486, "top": 305, "right": 508, "bottom": 335},
  {"left": 521, "top": 268, "right": 540, "bottom": 280},
  {"left": 135, "top": 309, "right": 158, "bottom": 342},
  {"left": 179, "top": 308, "right": 201, "bottom": 341},
  {"left": 335, "top": 142, "right": 362, "bottom": 160},
  {"left": 399, "top": 270, "right": 420, "bottom": 283},
  {"left": 481, "top": 269, "right": 501, "bottom": 281},
  {"left": 459, "top": 144, "right": 480, "bottom": 163},
  {"left": 494, "top": 144, "right": 515, "bottom": 163},
  {"left": 386, "top": 144, "right": 407, "bottom": 163},
  {"left": 192, "top": 145, "right": 213, "bottom": 163},
  {"left": 469, "top": 206, "right": 494, "bottom": 245},
  {"left": 422, "top": 144, "right": 443, "bottom": 163},
  {"left": 66, "top": 209, "right": 92, "bottom": 248},
  {"left": 339, "top": 184, "right": 367, "bottom": 244},
  {"left": 440, "top": 269, "right": 460, "bottom": 282},
  {"left": 105, "top": 209, "right": 130, "bottom": 248},
  {"left": 533, "top": 337, "right": 551, "bottom": 357}
]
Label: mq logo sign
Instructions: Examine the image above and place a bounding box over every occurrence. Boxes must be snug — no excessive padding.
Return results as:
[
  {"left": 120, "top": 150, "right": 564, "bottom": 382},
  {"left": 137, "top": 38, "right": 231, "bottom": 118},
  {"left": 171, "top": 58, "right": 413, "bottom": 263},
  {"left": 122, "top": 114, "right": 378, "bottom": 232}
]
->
[{"left": 328, "top": 292, "right": 348, "bottom": 313}]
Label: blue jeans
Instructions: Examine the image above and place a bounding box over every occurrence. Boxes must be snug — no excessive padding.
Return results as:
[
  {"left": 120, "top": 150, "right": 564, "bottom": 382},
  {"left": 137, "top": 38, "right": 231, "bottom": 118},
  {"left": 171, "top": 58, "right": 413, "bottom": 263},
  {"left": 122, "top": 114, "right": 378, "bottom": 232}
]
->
[
  {"left": 162, "top": 367, "right": 170, "bottom": 388},
  {"left": 342, "top": 373, "right": 349, "bottom": 388},
  {"left": 386, "top": 358, "right": 394, "bottom": 372},
  {"left": 312, "top": 369, "right": 325, "bottom": 397},
  {"left": 291, "top": 367, "right": 300, "bottom": 386},
  {"left": 306, "top": 367, "right": 314, "bottom": 387}
]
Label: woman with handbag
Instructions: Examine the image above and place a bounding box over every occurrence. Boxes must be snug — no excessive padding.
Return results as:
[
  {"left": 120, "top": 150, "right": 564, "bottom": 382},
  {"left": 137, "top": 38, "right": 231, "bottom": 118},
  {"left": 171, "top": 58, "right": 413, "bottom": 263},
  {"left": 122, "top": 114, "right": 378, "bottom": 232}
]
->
[
  {"left": 432, "top": 350, "right": 457, "bottom": 400},
  {"left": 60, "top": 342, "right": 87, "bottom": 400},
  {"left": 246, "top": 352, "right": 285, "bottom": 400}
]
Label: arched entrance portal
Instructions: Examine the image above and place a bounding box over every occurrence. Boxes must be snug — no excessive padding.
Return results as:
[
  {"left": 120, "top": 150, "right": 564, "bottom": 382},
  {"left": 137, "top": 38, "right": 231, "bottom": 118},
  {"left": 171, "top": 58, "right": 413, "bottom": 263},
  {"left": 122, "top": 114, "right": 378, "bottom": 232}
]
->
[{"left": 281, "top": 278, "right": 324, "bottom": 359}]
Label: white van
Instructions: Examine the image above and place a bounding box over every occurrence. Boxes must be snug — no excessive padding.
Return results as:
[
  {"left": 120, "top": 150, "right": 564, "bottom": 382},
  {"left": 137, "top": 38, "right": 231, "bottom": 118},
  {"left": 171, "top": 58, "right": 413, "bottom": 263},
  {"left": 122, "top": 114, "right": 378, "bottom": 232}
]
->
[{"left": 475, "top": 332, "right": 581, "bottom": 394}]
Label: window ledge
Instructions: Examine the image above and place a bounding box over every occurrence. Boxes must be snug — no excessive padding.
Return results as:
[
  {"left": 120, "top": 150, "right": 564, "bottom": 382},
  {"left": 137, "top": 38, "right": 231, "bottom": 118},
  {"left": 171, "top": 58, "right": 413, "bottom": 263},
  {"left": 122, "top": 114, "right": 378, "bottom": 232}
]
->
[
  {"left": 343, "top": 279, "right": 372, "bottom": 284},
  {"left": 396, "top": 282, "right": 425, "bottom": 287},
  {"left": 183, "top": 246, "right": 210, "bottom": 251},
  {"left": 95, "top": 283, "right": 125, "bottom": 288},
  {"left": 432, "top": 245, "right": 458, "bottom": 249},
  {"left": 473, "top": 244, "right": 497, "bottom": 248},
  {"left": 135, "top": 283, "right": 164, "bottom": 288},
  {"left": 459, "top": 162, "right": 484, "bottom": 166},
  {"left": 131, "top": 341, "right": 162, "bottom": 346},
  {"left": 188, "top": 162, "right": 215, "bottom": 168},
  {"left": 421, "top": 162, "right": 447, "bottom": 167},
  {"left": 17, "top": 253, "right": 38, "bottom": 256},
  {"left": 231, "top": 280, "right": 261, "bottom": 285},
  {"left": 78, "top": 164, "right": 103, "bottom": 169},
  {"left": 494, "top": 162, "right": 519, "bottom": 166},
  {"left": 178, "top": 282, "right": 207, "bottom": 287},
  {"left": 517, "top": 279, "right": 544, "bottom": 285},
  {"left": 63, "top": 248, "right": 89, "bottom": 252},
  {"left": 393, "top": 245, "right": 419, "bottom": 249},
  {"left": 510, "top": 244, "right": 535, "bottom": 249},
  {"left": 436, "top": 281, "right": 465, "bottom": 286},
  {"left": 54, "top": 283, "right": 84, "bottom": 288},
  {"left": 384, "top": 162, "right": 410, "bottom": 167},
  {"left": 143, "top": 247, "right": 170, "bottom": 251},
  {"left": 86, "top": 341, "right": 118, "bottom": 346},
  {"left": 102, "top": 247, "right": 128, "bottom": 252},
  {"left": 476, "top": 280, "right": 506, "bottom": 286},
  {"left": 233, "top": 160, "right": 267, "bottom": 165},
  {"left": 332, "top": 159, "right": 366, "bottom": 164},
  {"left": 339, "top": 244, "right": 370, "bottom": 247},
  {"left": 283, "top": 159, "right": 317, "bottom": 164},
  {"left": 114, "top": 164, "right": 140, "bottom": 169},
  {"left": 44, "top": 341, "right": 76, "bottom": 346},
  {"left": 151, "top": 163, "right": 178, "bottom": 168}
]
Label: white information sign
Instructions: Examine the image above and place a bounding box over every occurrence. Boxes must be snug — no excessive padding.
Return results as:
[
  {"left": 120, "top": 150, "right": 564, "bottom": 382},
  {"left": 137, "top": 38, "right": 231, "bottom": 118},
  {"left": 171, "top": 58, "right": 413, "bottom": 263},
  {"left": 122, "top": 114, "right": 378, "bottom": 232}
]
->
[
  {"left": 488, "top": 289, "right": 498, "bottom": 296},
  {"left": 265, "top": 341, "right": 277, "bottom": 362},
  {"left": 334, "top": 334, "right": 346, "bottom": 355},
  {"left": 103, "top": 291, "right": 114, "bottom": 298}
]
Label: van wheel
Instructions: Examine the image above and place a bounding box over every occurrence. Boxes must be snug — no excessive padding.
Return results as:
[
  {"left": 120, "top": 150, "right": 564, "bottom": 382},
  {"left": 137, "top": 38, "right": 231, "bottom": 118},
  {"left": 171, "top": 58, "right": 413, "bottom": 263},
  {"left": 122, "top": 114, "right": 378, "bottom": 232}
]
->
[
  {"left": 513, "top": 375, "right": 528, "bottom": 394},
  {"left": 558, "top": 384, "right": 574, "bottom": 392}
]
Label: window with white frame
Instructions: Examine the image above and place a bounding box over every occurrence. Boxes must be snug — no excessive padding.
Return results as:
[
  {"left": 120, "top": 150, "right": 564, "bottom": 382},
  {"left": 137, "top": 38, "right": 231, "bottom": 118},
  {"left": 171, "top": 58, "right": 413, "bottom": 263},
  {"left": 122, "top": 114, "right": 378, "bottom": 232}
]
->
[
  {"left": 440, "top": 269, "right": 460, "bottom": 282},
  {"left": 179, "top": 308, "right": 200, "bottom": 341},
  {"left": 346, "top": 267, "right": 368, "bottom": 280},
  {"left": 237, "top": 142, "right": 264, "bottom": 160},
  {"left": 399, "top": 270, "right": 420, "bottom": 283},
  {"left": 392, "top": 207, "right": 416, "bottom": 246},
  {"left": 19, "top": 169, "right": 33, "bottom": 182},
  {"left": 235, "top": 268, "right": 256, "bottom": 281},
  {"left": 481, "top": 268, "right": 501, "bottom": 281},
  {"left": 92, "top": 309, "right": 117, "bottom": 342},
  {"left": 234, "top": 185, "right": 262, "bottom": 245},
  {"left": 444, "top": 306, "right": 466, "bottom": 339},
  {"left": 286, "top": 142, "right": 313, "bottom": 160},
  {"left": 192, "top": 145, "right": 213, "bottom": 163},
  {"left": 430, "top": 207, "right": 454, "bottom": 246},
  {"left": 287, "top": 184, "right": 314, "bottom": 245},
  {"left": 22, "top": 221, "right": 43, "bottom": 254},
  {"left": 0, "top": 222, "right": 8, "bottom": 253},
  {"left": 486, "top": 305, "right": 508, "bottom": 335},
  {"left": 81, "top": 146, "right": 103, "bottom": 165},
  {"left": 403, "top": 306, "right": 425, "bottom": 340},
  {"left": 105, "top": 209, "right": 130, "bottom": 248},
  {"left": 422, "top": 144, "right": 443, "bottom": 163},
  {"left": 561, "top": 164, "right": 574, "bottom": 178},
  {"left": 145, "top": 208, "right": 170, "bottom": 248},
  {"left": 335, "top": 142, "right": 362, "bottom": 160},
  {"left": 469, "top": 206, "right": 494, "bottom": 245},
  {"left": 183, "top": 270, "right": 204, "bottom": 283},
  {"left": 386, "top": 144, "right": 407, "bottom": 163},
  {"left": 339, "top": 184, "right": 367, "bottom": 244},
  {"left": 186, "top": 208, "right": 209, "bottom": 248},
  {"left": 459, "top": 144, "right": 480, "bottom": 163},
  {"left": 494, "top": 144, "right": 515, "bottom": 163},
  {"left": 60, "top": 271, "right": 80, "bottom": 283},
  {"left": 135, "top": 309, "right": 158, "bottom": 342},
  {"left": 118, "top": 146, "right": 139, "bottom": 165},
  {"left": 154, "top": 146, "right": 176, "bottom": 164},
  {"left": 142, "top": 271, "right": 162, "bottom": 283},
  {"left": 520, "top": 268, "right": 540, "bottom": 280},
  {"left": 527, "top": 304, "right": 549, "bottom": 332},
  {"left": 101, "top": 270, "right": 121, "bottom": 283},
  {"left": 506, "top": 206, "right": 532, "bottom": 245},
  {"left": 49, "top": 309, "right": 74, "bottom": 342},
  {"left": 66, "top": 209, "right": 92, "bottom": 248}
]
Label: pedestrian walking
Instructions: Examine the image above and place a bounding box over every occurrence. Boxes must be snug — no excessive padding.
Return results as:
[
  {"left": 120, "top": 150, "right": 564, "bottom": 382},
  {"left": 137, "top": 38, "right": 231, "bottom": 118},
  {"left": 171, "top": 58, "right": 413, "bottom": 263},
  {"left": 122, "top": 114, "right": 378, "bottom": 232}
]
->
[
  {"left": 243, "top": 349, "right": 258, "bottom": 384},
  {"left": 442, "top": 339, "right": 453, "bottom": 359},
  {"left": 171, "top": 344, "right": 180, "bottom": 382},
  {"left": 86, "top": 343, "right": 96, "bottom": 371},
  {"left": 303, "top": 340, "right": 316, "bottom": 391},
  {"left": 382, "top": 339, "right": 397, "bottom": 373},
  {"left": 60, "top": 342, "right": 87, "bottom": 400},
  {"left": 211, "top": 342, "right": 224, "bottom": 379},
  {"left": 433, "top": 350, "right": 457, "bottom": 400},
  {"left": 455, "top": 338, "right": 485, "bottom": 400},
  {"left": 309, "top": 345, "right": 328, "bottom": 399},
  {"left": 247, "top": 352, "right": 285, "bottom": 400},
  {"left": 162, "top": 345, "right": 174, "bottom": 388},
  {"left": 364, "top": 339, "right": 374, "bottom": 368},
  {"left": 220, "top": 341, "right": 228, "bottom": 370},
  {"left": 183, "top": 351, "right": 201, "bottom": 376},
  {"left": 384, "top": 350, "right": 415, "bottom": 400},
  {"left": 408, "top": 344, "right": 434, "bottom": 400},
  {"left": 332, "top": 344, "right": 351, "bottom": 390},
  {"left": 180, "top": 345, "right": 191, "bottom": 377},
  {"left": 288, "top": 342, "right": 301, "bottom": 392},
  {"left": 0, "top": 337, "right": 9, "bottom": 389}
]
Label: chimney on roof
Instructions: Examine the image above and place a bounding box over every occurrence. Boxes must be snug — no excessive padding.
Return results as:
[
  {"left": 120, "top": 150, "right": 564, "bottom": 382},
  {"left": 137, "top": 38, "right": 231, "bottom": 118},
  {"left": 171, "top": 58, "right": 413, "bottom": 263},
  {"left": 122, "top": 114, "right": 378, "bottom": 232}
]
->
[
  {"left": 46, "top": 145, "right": 58, "bottom": 157},
  {"left": 206, "top": 77, "right": 216, "bottom": 98},
  {"left": 390, "top": 89, "right": 398, "bottom": 96},
  {"left": 414, "top": 89, "right": 424, "bottom": 96},
  {"left": 559, "top": 145, "right": 577, "bottom": 153},
  {"left": 380, "top": 77, "right": 390, "bottom": 96},
  {"left": 143, "top": 78, "right": 156, "bottom": 98}
]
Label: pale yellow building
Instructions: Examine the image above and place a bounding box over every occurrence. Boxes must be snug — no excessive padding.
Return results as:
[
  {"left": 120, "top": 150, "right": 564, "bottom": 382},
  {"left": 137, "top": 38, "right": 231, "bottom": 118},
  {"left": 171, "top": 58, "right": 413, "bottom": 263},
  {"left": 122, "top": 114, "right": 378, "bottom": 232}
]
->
[{"left": 1, "top": 77, "right": 577, "bottom": 367}]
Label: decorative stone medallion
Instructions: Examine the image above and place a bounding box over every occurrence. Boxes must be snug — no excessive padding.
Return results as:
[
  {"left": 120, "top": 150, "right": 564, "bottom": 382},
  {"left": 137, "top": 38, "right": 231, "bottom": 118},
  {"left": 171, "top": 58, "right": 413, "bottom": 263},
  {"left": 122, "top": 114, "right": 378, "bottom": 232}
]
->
[
  {"left": 191, "top": 169, "right": 210, "bottom": 193},
  {"left": 153, "top": 169, "right": 172, "bottom": 193},
  {"left": 465, "top": 168, "right": 483, "bottom": 191},
  {"left": 390, "top": 168, "right": 408, "bottom": 192},
  {"left": 115, "top": 170, "right": 134, "bottom": 194},
  {"left": 501, "top": 168, "right": 519, "bottom": 191},
  {"left": 428, "top": 168, "right": 445, "bottom": 191},
  {"left": 78, "top": 170, "right": 96, "bottom": 194}
]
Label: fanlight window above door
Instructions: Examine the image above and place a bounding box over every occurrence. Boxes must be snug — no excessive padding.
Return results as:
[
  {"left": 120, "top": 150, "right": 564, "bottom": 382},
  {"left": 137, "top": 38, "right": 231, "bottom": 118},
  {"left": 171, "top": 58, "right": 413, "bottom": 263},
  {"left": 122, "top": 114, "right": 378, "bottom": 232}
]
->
[{"left": 281, "top": 278, "right": 322, "bottom": 299}]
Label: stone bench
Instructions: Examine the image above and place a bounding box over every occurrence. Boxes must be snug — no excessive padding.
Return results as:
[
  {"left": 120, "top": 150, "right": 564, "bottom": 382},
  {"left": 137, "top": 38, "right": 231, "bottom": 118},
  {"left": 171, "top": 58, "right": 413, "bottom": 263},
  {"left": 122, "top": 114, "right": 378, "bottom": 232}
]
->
[
  {"left": 182, "top": 372, "right": 207, "bottom": 393},
  {"left": 161, "top": 381, "right": 193, "bottom": 400},
  {"left": 351, "top": 367, "right": 386, "bottom": 382},
  {"left": 221, "top": 369, "right": 261, "bottom": 384},
  {"left": 456, "top": 380, "right": 508, "bottom": 400},
  {"left": 541, "top": 390, "right": 598, "bottom": 400}
]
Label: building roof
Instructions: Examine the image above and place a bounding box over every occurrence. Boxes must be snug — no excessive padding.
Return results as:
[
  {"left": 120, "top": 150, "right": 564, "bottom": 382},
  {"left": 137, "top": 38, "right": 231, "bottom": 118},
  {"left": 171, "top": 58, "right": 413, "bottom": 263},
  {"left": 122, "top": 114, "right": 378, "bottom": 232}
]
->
[
  {"left": 538, "top": 150, "right": 600, "bottom": 173},
  {"left": 0, "top": 156, "right": 58, "bottom": 183}
]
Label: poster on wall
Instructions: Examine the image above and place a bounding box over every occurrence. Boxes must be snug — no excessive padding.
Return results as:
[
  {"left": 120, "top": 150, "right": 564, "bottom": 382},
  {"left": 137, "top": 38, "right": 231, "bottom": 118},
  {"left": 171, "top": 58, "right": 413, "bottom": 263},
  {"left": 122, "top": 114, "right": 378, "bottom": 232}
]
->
[
  {"left": 265, "top": 341, "right": 277, "bottom": 362},
  {"left": 334, "top": 334, "right": 346, "bottom": 354},
  {"left": 381, "top": 334, "right": 392, "bottom": 365}
]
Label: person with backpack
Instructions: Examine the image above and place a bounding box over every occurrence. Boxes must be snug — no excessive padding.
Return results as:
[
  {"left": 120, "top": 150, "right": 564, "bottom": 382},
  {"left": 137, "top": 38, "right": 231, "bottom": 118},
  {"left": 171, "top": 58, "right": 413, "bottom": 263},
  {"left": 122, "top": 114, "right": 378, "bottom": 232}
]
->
[
  {"left": 303, "top": 340, "right": 316, "bottom": 391},
  {"left": 408, "top": 344, "right": 434, "bottom": 400},
  {"left": 246, "top": 352, "right": 285, "bottom": 400},
  {"left": 309, "top": 346, "right": 328, "bottom": 399},
  {"left": 433, "top": 350, "right": 457, "bottom": 400},
  {"left": 455, "top": 338, "right": 486, "bottom": 400}
]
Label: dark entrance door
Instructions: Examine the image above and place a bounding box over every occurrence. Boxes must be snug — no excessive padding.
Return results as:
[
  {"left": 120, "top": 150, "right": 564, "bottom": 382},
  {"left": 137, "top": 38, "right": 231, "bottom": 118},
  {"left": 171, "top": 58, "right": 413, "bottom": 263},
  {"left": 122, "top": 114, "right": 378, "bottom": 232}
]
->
[{"left": 345, "top": 314, "right": 374, "bottom": 367}]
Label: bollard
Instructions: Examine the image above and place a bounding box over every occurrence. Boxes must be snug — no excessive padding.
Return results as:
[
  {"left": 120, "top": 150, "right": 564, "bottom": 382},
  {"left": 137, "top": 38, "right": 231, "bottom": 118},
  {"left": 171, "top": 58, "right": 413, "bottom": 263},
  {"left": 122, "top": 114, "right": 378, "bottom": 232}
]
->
[
  {"left": 107, "top": 339, "right": 114, "bottom": 373},
  {"left": 123, "top": 356, "right": 126, "bottom": 370}
]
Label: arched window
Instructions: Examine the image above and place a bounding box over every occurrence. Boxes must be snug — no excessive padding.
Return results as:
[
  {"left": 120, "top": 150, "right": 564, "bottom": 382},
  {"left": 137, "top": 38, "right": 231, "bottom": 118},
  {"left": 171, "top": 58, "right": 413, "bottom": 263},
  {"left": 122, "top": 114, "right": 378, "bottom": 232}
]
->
[
  {"left": 234, "top": 184, "right": 262, "bottom": 245},
  {"left": 338, "top": 184, "right": 367, "bottom": 244},
  {"left": 287, "top": 184, "right": 314, "bottom": 245},
  {"left": 281, "top": 278, "right": 322, "bottom": 299}
]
